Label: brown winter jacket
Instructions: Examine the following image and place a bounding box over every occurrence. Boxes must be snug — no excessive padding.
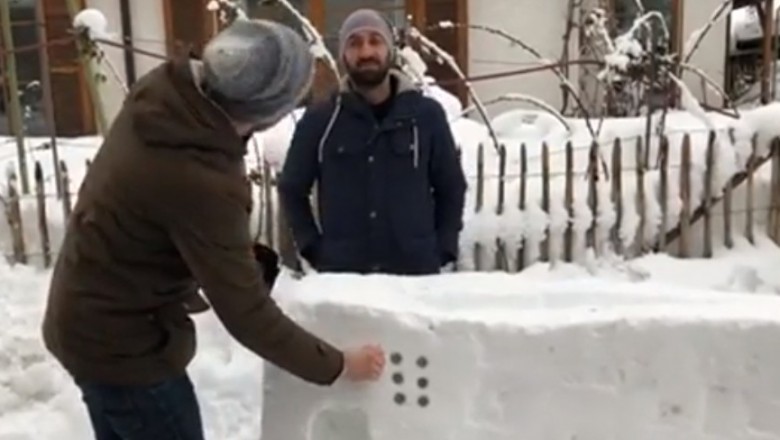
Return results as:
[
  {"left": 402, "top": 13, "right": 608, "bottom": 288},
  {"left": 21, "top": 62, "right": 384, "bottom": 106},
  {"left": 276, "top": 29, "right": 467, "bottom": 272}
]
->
[{"left": 41, "top": 57, "right": 344, "bottom": 386}]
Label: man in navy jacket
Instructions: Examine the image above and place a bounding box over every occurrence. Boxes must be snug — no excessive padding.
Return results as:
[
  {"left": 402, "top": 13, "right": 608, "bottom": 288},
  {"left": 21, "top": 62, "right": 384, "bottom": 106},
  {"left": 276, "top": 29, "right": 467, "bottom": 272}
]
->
[{"left": 278, "top": 8, "right": 467, "bottom": 275}]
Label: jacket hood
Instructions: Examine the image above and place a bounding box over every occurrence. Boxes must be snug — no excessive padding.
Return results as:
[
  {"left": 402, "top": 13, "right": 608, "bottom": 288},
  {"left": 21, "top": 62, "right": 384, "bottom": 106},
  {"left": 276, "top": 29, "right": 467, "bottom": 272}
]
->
[{"left": 128, "top": 57, "right": 245, "bottom": 159}]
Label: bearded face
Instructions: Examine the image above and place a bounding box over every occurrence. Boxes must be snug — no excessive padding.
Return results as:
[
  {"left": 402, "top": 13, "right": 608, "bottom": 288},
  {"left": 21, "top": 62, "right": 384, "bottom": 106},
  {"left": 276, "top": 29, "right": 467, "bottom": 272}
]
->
[{"left": 342, "top": 30, "right": 391, "bottom": 88}]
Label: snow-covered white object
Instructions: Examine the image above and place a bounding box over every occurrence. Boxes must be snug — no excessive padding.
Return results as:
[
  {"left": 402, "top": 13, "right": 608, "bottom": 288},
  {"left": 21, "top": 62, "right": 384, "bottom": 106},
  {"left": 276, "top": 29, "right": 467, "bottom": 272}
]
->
[
  {"left": 262, "top": 270, "right": 780, "bottom": 440},
  {"left": 399, "top": 46, "right": 428, "bottom": 78},
  {"left": 3, "top": 230, "right": 780, "bottom": 439},
  {"left": 491, "top": 110, "right": 569, "bottom": 141},
  {"left": 257, "top": 108, "right": 305, "bottom": 170},
  {"left": 423, "top": 81, "right": 462, "bottom": 121},
  {"left": 729, "top": 3, "right": 780, "bottom": 51},
  {"left": 72, "top": 8, "right": 109, "bottom": 40}
]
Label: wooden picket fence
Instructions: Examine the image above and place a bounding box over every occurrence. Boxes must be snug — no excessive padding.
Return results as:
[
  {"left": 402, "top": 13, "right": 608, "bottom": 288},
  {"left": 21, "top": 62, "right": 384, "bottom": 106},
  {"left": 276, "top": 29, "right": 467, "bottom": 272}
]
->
[
  {"left": 3, "top": 131, "right": 780, "bottom": 271},
  {"left": 467, "top": 132, "right": 780, "bottom": 272}
]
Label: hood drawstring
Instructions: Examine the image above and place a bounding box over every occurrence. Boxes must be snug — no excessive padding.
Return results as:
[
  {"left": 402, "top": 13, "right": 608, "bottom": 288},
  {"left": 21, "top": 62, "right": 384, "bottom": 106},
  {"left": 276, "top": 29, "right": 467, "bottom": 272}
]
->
[
  {"left": 411, "top": 122, "right": 419, "bottom": 169},
  {"left": 318, "top": 97, "right": 342, "bottom": 164},
  {"left": 318, "top": 97, "right": 420, "bottom": 170}
]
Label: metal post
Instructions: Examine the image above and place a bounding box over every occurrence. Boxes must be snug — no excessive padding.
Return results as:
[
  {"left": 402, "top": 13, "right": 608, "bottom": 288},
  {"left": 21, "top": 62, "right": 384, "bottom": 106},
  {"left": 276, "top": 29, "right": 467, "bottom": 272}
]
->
[
  {"left": 0, "top": 1, "right": 31, "bottom": 194},
  {"left": 119, "top": 0, "right": 136, "bottom": 87},
  {"left": 35, "top": 0, "right": 63, "bottom": 198}
]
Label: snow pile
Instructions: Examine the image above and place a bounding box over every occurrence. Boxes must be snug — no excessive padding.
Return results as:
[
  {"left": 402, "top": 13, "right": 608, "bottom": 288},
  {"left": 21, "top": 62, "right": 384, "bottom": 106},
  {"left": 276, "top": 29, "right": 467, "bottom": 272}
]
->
[
  {"left": 0, "top": 261, "right": 264, "bottom": 439},
  {"left": 72, "top": 9, "right": 110, "bottom": 40},
  {"left": 262, "top": 242, "right": 780, "bottom": 440},
  {"left": 3, "top": 233, "right": 780, "bottom": 438}
]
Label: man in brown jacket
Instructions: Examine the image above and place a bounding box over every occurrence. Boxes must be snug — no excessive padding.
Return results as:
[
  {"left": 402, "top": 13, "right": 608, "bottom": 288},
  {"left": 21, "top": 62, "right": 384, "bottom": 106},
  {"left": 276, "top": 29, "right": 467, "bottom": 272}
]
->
[{"left": 41, "top": 19, "right": 385, "bottom": 440}]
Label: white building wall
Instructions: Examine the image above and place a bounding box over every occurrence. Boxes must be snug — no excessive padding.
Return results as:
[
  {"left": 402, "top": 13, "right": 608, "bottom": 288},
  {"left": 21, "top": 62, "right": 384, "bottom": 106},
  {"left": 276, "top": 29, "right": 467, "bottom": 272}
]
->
[
  {"left": 467, "top": 0, "right": 576, "bottom": 117},
  {"left": 681, "top": 0, "right": 728, "bottom": 106},
  {"left": 467, "top": 0, "right": 729, "bottom": 117}
]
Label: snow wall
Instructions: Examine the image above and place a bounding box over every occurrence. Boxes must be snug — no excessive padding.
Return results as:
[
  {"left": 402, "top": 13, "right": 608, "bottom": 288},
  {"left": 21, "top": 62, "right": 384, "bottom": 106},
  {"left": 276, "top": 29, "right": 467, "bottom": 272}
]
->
[{"left": 262, "top": 273, "right": 780, "bottom": 440}]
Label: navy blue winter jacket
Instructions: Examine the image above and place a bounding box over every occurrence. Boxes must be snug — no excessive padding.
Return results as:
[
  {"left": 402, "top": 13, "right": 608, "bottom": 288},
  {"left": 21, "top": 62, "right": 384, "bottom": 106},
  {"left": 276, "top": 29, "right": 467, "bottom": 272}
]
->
[{"left": 278, "top": 71, "right": 467, "bottom": 275}]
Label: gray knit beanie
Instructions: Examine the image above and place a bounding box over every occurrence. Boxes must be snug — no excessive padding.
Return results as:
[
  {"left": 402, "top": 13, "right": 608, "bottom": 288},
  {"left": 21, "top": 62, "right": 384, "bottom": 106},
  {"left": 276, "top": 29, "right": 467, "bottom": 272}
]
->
[
  {"left": 202, "top": 19, "right": 313, "bottom": 131},
  {"left": 338, "top": 9, "right": 394, "bottom": 59}
]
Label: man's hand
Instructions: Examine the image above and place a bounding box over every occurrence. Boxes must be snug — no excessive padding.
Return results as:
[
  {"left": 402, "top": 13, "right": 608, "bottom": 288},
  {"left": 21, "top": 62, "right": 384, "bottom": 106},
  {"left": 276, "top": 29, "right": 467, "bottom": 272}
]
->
[
  {"left": 253, "top": 243, "right": 280, "bottom": 287},
  {"left": 342, "top": 345, "right": 386, "bottom": 382}
]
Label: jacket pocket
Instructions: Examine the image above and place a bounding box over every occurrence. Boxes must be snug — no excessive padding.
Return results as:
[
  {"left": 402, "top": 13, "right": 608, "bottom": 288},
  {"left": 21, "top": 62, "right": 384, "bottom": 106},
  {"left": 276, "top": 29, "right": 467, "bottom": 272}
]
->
[
  {"left": 153, "top": 304, "right": 196, "bottom": 371},
  {"left": 390, "top": 123, "right": 422, "bottom": 169}
]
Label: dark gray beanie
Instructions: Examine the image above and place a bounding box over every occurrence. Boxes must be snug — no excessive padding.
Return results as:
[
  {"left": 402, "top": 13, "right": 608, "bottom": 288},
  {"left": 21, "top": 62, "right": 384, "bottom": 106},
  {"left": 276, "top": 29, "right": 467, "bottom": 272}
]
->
[
  {"left": 202, "top": 19, "right": 314, "bottom": 131},
  {"left": 338, "top": 9, "right": 393, "bottom": 59}
]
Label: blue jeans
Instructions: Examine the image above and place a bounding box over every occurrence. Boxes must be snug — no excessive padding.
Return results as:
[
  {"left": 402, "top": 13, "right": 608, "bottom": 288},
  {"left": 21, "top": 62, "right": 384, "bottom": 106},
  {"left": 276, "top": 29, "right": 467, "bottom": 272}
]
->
[{"left": 76, "top": 374, "right": 204, "bottom": 440}]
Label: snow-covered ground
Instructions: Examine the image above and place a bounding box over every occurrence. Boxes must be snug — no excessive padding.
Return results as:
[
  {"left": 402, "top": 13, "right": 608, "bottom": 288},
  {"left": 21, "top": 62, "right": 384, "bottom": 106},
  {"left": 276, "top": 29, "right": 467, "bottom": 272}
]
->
[{"left": 3, "top": 233, "right": 780, "bottom": 438}]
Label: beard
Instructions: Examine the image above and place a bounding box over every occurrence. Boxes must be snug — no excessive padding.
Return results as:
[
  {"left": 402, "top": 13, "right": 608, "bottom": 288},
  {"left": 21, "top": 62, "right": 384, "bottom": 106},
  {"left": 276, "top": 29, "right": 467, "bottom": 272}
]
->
[{"left": 346, "top": 60, "right": 390, "bottom": 88}]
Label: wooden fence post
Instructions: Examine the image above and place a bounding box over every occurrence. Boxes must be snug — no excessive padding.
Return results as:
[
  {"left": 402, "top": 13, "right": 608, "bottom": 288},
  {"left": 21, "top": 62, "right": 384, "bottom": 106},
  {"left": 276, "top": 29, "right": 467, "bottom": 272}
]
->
[
  {"left": 679, "top": 134, "right": 692, "bottom": 257},
  {"left": 516, "top": 144, "right": 527, "bottom": 271},
  {"left": 60, "top": 161, "right": 72, "bottom": 221},
  {"left": 540, "top": 142, "right": 551, "bottom": 262},
  {"left": 657, "top": 136, "right": 669, "bottom": 252},
  {"left": 35, "top": 162, "right": 52, "bottom": 268},
  {"left": 702, "top": 131, "right": 716, "bottom": 258},
  {"left": 563, "top": 142, "right": 574, "bottom": 262},
  {"left": 610, "top": 138, "right": 623, "bottom": 254},
  {"left": 276, "top": 195, "right": 301, "bottom": 272},
  {"left": 586, "top": 141, "right": 599, "bottom": 254},
  {"left": 634, "top": 137, "right": 646, "bottom": 256},
  {"left": 746, "top": 135, "right": 757, "bottom": 245},
  {"left": 263, "top": 161, "right": 275, "bottom": 249},
  {"left": 473, "top": 143, "right": 484, "bottom": 270},
  {"left": 768, "top": 138, "right": 780, "bottom": 243},
  {"left": 494, "top": 145, "right": 508, "bottom": 271},
  {"left": 6, "top": 169, "right": 26, "bottom": 264}
]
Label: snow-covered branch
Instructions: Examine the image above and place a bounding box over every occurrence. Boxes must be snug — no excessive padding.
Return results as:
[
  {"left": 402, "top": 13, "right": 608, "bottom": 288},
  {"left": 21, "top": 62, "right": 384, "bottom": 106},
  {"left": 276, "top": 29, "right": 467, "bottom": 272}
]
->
[
  {"left": 407, "top": 25, "right": 500, "bottom": 152},
  {"left": 429, "top": 20, "right": 598, "bottom": 137},
  {"left": 269, "top": 0, "right": 340, "bottom": 83},
  {"left": 632, "top": 0, "right": 646, "bottom": 15},
  {"left": 678, "top": 62, "right": 739, "bottom": 118},
  {"left": 583, "top": 8, "right": 616, "bottom": 54},
  {"left": 682, "top": 0, "right": 731, "bottom": 63},
  {"left": 397, "top": 46, "right": 429, "bottom": 86},
  {"left": 460, "top": 93, "right": 572, "bottom": 133},
  {"left": 668, "top": 73, "right": 720, "bottom": 141},
  {"left": 625, "top": 11, "right": 670, "bottom": 42}
]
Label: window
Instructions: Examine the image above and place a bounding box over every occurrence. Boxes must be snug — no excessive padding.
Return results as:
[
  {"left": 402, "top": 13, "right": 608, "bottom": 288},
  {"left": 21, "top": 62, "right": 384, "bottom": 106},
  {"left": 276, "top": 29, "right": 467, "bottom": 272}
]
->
[
  {"left": 613, "top": 0, "right": 676, "bottom": 49},
  {"left": 1, "top": 0, "right": 46, "bottom": 136}
]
